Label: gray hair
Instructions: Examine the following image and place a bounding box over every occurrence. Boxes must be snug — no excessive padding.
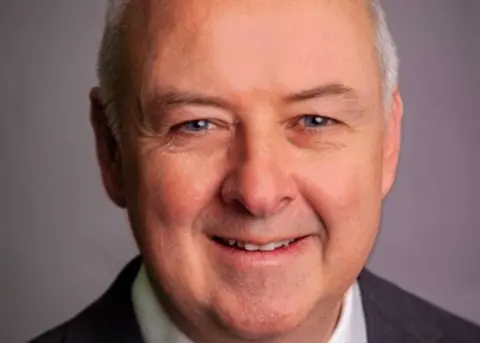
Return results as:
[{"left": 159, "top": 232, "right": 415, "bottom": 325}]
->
[{"left": 98, "top": 0, "right": 399, "bottom": 139}]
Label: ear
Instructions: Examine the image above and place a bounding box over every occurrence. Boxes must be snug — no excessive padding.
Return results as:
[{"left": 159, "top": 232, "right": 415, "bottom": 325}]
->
[
  {"left": 89, "top": 87, "right": 127, "bottom": 208},
  {"left": 382, "top": 89, "right": 404, "bottom": 197}
]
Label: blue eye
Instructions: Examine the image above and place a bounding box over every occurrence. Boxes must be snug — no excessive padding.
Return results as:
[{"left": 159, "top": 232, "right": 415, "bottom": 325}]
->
[
  {"left": 302, "top": 115, "right": 330, "bottom": 128},
  {"left": 181, "top": 119, "right": 212, "bottom": 132}
]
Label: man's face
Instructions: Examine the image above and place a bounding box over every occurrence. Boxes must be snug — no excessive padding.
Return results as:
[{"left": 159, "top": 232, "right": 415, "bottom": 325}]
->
[{"left": 94, "top": 0, "right": 402, "bottom": 340}]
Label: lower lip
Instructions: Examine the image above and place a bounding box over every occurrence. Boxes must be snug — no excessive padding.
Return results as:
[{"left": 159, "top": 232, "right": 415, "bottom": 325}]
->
[{"left": 209, "top": 236, "right": 313, "bottom": 269}]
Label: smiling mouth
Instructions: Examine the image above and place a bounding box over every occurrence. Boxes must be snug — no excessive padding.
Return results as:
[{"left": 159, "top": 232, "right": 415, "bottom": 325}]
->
[{"left": 211, "top": 236, "right": 304, "bottom": 252}]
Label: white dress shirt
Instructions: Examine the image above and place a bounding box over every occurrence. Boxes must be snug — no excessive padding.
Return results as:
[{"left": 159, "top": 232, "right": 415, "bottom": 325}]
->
[{"left": 132, "top": 264, "right": 367, "bottom": 343}]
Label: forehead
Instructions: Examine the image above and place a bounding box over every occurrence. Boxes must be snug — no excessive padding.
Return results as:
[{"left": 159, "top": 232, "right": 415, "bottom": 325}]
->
[{"left": 124, "top": 0, "right": 380, "bottom": 103}]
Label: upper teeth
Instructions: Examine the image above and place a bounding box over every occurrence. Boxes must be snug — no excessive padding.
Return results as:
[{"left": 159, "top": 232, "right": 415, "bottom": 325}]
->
[{"left": 226, "top": 239, "right": 294, "bottom": 251}]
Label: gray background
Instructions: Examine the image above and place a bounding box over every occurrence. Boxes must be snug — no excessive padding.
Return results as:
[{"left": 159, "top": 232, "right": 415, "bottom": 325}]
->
[{"left": 1, "top": 1, "right": 479, "bottom": 342}]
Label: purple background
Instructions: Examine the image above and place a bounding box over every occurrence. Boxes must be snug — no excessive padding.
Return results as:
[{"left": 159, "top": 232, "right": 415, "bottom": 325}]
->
[{"left": 0, "top": 1, "right": 479, "bottom": 342}]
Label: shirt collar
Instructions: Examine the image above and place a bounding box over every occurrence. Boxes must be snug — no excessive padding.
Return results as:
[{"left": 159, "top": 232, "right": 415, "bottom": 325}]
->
[
  {"left": 328, "top": 279, "right": 367, "bottom": 343},
  {"left": 132, "top": 264, "right": 367, "bottom": 343}
]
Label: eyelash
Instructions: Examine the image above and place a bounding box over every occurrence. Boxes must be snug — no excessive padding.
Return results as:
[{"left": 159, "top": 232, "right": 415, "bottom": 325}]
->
[{"left": 170, "top": 115, "right": 335, "bottom": 137}]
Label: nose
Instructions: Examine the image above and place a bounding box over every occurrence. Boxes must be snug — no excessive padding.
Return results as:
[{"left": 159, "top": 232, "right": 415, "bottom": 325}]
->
[{"left": 221, "top": 128, "right": 297, "bottom": 218}]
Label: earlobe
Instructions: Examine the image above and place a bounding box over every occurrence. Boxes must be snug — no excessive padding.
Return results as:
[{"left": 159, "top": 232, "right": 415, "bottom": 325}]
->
[
  {"left": 89, "top": 87, "right": 127, "bottom": 208},
  {"left": 382, "top": 90, "right": 404, "bottom": 197}
]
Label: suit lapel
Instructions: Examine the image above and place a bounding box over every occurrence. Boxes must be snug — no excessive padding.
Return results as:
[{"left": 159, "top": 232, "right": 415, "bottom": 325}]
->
[
  {"left": 102, "top": 256, "right": 145, "bottom": 343},
  {"left": 362, "top": 297, "right": 421, "bottom": 343},
  {"left": 358, "top": 269, "right": 443, "bottom": 343}
]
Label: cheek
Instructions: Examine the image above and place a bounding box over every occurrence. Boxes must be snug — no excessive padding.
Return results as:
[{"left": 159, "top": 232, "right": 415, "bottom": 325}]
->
[
  {"left": 132, "top": 149, "right": 226, "bottom": 229},
  {"left": 298, "top": 142, "right": 384, "bottom": 269},
  {"left": 124, "top": 148, "right": 228, "bottom": 306},
  {"left": 302, "top": 146, "right": 383, "bottom": 217}
]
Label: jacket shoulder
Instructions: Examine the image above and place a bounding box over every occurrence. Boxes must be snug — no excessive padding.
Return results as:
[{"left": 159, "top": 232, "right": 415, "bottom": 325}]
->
[
  {"left": 29, "top": 323, "right": 68, "bottom": 343},
  {"left": 28, "top": 257, "right": 144, "bottom": 343},
  {"left": 359, "top": 269, "right": 480, "bottom": 343},
  {"left": 28, "top": 297, "right": 116, "bottom": 343}
]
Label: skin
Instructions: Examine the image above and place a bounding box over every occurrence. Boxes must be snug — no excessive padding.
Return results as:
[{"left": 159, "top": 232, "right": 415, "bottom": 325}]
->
[{"left": 90, "top": 0, "right": 403, "bottom": 342}]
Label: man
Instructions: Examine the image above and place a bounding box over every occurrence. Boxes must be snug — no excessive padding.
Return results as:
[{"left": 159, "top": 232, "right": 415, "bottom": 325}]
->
[{"left": 31, "top": 0, "right": 480, "bottom": 342}]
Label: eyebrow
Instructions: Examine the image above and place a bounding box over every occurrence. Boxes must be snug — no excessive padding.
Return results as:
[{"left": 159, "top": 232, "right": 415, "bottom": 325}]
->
[
  {"left": 145, "top": 83, "right": 358, "bottom": 113},
  {"left": 145, "top": 90, "right": 234, "bottom": 112},
  {"left": 283, "top": 83, "right": 358, "bottom": 103}
]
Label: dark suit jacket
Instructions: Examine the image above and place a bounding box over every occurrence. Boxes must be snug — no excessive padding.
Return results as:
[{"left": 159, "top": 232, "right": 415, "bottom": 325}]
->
[{"left": 30, "top": 256, "right": 480, "bottom": 343}]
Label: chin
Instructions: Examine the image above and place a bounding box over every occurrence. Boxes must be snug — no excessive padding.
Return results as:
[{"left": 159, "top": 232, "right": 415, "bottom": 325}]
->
[{"left": 212, "top": 298, "right": 312, "bottom": 341}]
